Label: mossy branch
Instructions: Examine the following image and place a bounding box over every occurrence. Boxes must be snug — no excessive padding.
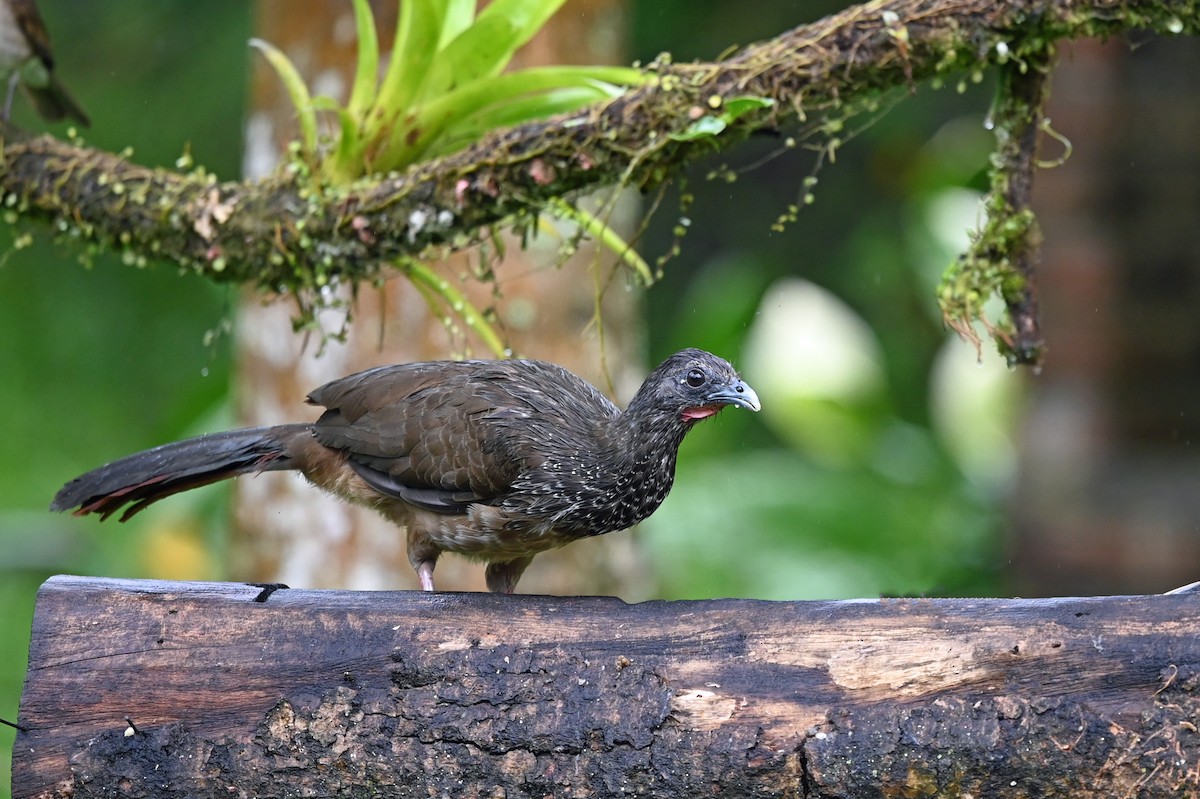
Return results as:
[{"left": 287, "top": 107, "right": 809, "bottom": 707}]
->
[
  {"left": 0, "top": 0, "right": 1195, "bottom": 352},
  {"left": 939, "top": 54, "right": 1051, "bottom": 366}
]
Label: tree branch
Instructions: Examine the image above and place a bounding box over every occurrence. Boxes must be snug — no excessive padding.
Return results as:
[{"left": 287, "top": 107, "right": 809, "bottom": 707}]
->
[
  {"left": 939, "top": 53, "right": 1052, "bottom": 364},
  {"left": 0, "top": 0, "right": 1193, "bottom": 298}
]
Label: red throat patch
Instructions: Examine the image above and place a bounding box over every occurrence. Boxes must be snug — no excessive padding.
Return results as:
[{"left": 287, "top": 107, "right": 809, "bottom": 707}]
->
[{"left": 681, "top": 405, "right": 721, "bottom": 421}]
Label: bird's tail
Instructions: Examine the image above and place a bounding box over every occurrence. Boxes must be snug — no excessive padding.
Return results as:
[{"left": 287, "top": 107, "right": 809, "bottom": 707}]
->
[{"left": 50, "top": 425, "right": 310, "bottom": 522}]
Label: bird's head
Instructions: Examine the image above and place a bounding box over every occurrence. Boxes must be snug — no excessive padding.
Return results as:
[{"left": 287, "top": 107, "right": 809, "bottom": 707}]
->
[{"left": 630, "top": 348, "right": 761, "bottom": 425}]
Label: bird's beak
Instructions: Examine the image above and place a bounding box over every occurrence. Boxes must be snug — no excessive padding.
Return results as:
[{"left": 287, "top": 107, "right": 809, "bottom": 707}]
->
[{"left": 706, "top": 379, "right": 761, "bottom": 412}]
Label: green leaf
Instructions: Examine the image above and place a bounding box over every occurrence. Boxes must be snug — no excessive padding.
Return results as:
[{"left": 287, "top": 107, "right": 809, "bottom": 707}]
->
[
  {"left": 667, "top": 96, "right": 773, "bottom": 142},
  {"left": 722, "top": 95, "right": 775, "bottom": 120},
  {"left": 475, "top": 0, "right": 567, "bottom": 44},
  {"left": 380, "top": 66, "right": 639, "bottom": 169},
  {"left": 439, "top": 0, "right": 477, "bottom": 49},
  {"left": 430, "top": 85, "right": 610, "bottom": 158},
  {"left": 312, "top": 98, "right": 363, "bottom": 183},
  {"left": 399, "top": 259, "right": 508, "bottom": 357},
  {"left": 435, "top": 65, "right": 641, "bottom": 144},
  {"left": 668, "top": 115, "right": 728, "bottom": 142},
  {"left": 249, "top": 38, "right": 318, "bottom": 159},
  {"left": 419, "top": 0, "right": 569, "bottom": 101},
  {"left": 374, "top": 0, "right": 445, "bottom": 121},
  {"left": 549, "top": 199, "right": 654, "bottom": 286},
  {"left": 345, "top": 0, "right": 380, "bottom": 121}
]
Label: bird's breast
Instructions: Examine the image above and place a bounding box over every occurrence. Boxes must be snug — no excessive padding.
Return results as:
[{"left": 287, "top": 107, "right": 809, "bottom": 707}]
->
[{"left": 504, "top": 445, "right": 678, "bottom": 538}]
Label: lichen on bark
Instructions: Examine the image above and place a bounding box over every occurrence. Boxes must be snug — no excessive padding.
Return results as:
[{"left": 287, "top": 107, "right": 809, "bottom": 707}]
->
[{"left": 0, "top": 0, "right": 1196, "bottom": 363}]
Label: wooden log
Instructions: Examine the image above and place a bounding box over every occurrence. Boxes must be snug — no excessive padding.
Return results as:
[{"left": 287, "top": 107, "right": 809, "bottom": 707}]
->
[{"left": 12, "top": 575, "right": 1200, "bottom": 798}]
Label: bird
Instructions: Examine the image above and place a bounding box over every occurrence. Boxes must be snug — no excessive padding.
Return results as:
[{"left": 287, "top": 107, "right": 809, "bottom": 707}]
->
[
  {"left": 0, "top": 0, "right": 88, "bottom": 126},
  {"left": 52, "top": 348, "right": 760, "bottom": 593}
]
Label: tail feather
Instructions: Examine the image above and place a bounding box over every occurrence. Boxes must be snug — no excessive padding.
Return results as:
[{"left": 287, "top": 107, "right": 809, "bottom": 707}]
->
[{"left": 51, "top": 425, "right": 308, "bottom": 522}]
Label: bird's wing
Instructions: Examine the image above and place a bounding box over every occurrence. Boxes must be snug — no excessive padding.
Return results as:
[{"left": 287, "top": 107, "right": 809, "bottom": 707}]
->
[{"left": 306, "top": 362, "right": 543, "bottom": 513}]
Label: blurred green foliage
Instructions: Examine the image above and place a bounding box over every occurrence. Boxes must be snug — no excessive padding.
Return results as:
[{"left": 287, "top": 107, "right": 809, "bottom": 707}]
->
[
  {"left": 0, "top": 3, "right": 250, "bottom": 792},
  {"left": 630, "top": 0, "right": 1014, "bottom": 600},
  {"left": 0, "top": 2, "right": 1022, "bottom": 793}
]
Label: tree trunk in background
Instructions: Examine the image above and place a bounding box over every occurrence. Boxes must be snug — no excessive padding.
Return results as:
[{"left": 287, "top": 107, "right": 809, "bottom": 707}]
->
[
  {"left": 1017, "top": 37, "right": 1200, "bottom": 595},
  {"left": 234, "top": 0, "right": 643, "bottom": 596}
]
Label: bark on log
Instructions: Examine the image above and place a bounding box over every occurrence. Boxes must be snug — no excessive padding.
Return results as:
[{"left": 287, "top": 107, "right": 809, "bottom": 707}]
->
[{"left": 12, "top": 575, "right": 1200, "bottom": 798}]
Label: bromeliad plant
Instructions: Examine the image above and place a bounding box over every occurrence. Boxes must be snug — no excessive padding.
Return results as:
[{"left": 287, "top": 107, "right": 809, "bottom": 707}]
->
[
  {"left": 252, "top": 0, "right": 649, "bottom": 353},
  {"left": 254, "top": 0, "right": 646, "bottom": 181}
]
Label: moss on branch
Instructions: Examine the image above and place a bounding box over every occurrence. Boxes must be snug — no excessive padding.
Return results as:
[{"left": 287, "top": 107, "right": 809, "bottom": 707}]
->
[
  {"left": 938, "top": 55, "right": 1050, "bottom": 366},
  {"left": 0, "top": 0, "right": 1195, "bottom": 357}
]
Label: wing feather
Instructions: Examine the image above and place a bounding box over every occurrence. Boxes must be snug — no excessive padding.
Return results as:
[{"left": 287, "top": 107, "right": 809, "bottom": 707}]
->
[
  {"left": 308, "top": 361, "right": 582, "bottom": 510},
  {"left": 306, "top": 359, "right": 622, "bottom": 514}
]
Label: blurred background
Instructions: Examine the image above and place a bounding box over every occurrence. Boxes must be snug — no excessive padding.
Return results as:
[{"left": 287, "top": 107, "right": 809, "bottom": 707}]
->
[{"left": 2, "top": 2, "right": 1198, "bottom": 793}]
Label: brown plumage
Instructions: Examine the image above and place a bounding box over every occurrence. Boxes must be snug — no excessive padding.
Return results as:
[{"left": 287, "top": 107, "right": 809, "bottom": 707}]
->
[
  {"left": 51, "top": 349, "right": 760, "bottom": 593},
  {"left": 0, "top": 0, "right": 89, "bottom": 125}
]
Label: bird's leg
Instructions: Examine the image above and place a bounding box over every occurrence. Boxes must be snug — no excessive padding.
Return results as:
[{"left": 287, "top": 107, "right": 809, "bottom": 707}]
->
[
  {"left": 406, "top": 530, "right": 442, "bottom": 592},
  {"left": 485, "top": 556, "right": 533, "bottom": 594},
  {"left": 416, "top": 561, "right": 436, "bottom": 592},
  {"left": 3, "top": 71, "right": 18, "bottom": 122}
]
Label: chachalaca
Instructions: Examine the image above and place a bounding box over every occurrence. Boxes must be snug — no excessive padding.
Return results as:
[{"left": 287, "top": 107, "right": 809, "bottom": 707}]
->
[
  {"left": 51, "top": 348, "right": 760, "bottom": 593},
  {"left": 0, "top": 0, "right": 89, "bottom": 125}
]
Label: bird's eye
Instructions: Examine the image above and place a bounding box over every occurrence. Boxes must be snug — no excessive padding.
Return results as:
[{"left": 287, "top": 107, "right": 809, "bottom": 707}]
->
[{"left": 685, "top": 368, "right": 706, "bottom": 387}]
